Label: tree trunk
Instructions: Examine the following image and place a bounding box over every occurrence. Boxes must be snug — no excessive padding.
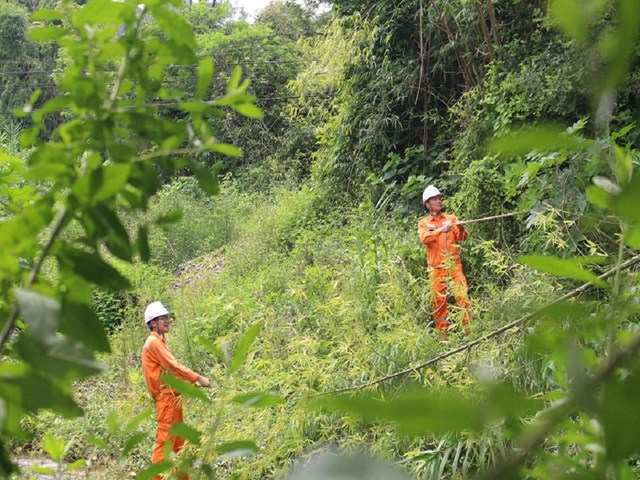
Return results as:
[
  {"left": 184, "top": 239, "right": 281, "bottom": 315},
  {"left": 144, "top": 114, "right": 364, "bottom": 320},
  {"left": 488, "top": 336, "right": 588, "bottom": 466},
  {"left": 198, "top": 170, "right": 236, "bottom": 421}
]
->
[
  {"left": 429, "top": 0, "right": 476, "bottom": 88},
  {"left": 486, "top": 0, "right": 500, "bottom": 46},
  {"left": 475, "top": 0, "right": 495, "bottom": 61},
  {"left": 416, "top": 0, "right": 425, "bottom": 105}
]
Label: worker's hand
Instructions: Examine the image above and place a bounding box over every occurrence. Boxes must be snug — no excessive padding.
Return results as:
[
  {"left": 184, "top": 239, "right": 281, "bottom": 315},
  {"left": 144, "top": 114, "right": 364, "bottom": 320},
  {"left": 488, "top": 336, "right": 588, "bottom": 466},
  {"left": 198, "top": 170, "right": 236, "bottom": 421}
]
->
[
  {"left": 197, "top": 375, "right": 212, "bottom": 388},
  {"left": 440, "top": 221, "right": 452, "bottom": 233}
]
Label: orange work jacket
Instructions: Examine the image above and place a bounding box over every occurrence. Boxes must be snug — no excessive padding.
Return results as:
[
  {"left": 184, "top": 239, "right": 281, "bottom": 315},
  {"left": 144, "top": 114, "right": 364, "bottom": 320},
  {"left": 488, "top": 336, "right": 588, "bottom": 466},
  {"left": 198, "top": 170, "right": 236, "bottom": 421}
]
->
[
  {"left": 141, "top": 331, "right": 199, "bottom": 400},
  {"left": 418, "top": 212, "right": 467, "bottom": 269}
]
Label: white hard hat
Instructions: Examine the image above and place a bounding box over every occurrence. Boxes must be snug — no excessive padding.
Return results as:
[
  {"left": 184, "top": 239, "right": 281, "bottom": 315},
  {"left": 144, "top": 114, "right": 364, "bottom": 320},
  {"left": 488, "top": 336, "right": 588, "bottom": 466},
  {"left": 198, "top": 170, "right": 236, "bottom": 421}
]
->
[
  {"left": 422, "top": 185, "right": 441, "bottom": 203},
  {"left": 144, "top": 301, "right": 169, "bottom": 324}
]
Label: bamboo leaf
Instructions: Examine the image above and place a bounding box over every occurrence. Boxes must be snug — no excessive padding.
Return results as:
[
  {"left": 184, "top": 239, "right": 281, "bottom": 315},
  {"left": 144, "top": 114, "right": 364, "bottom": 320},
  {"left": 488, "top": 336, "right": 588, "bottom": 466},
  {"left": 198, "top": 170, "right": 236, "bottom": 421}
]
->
[
  {"left": 231, "top": 392, "right": 284, "bottom": 408},
  {"left": 216, "top": 440, "right": 258, "bottom": 457},
  {"left": 121, "top": 432, "right": 148, "bottom": 458},
  {"left": 229, "top": 321, "right": 263, "bottom": 374},
  {"left": 136, "top": 462, "right": 173, "bottom": 480},
  {"left": 168, "top": 423, "right": 201, "bottom": 446},
  {"left": 226, "top": 66, "right": 242, "bottom": 94},
  {"left": 159, "top": 375, "right": 211, "bottom": 403}
]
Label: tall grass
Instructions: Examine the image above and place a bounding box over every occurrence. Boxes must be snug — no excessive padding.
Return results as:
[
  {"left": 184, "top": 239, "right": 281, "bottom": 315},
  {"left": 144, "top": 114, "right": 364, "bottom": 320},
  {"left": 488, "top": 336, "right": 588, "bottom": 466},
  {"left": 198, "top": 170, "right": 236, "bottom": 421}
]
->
[{"left": 23, "top": 180, "right": 563, "bottom": 479}]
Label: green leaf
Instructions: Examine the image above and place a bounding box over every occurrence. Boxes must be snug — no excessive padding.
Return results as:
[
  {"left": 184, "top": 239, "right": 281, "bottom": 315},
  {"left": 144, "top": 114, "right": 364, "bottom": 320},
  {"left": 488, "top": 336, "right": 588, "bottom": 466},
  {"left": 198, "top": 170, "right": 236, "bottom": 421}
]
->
[
  {"left": 233, "top": 103, "right": 263, "bottom": 119},
  {"left": 107, "top": 411, "right": 119, "bottom": 436},
  {"left": 28, "top": 26, "right": 67, "bottom": 42},
  {"left": 192, "top": 163, "right": 219, "bottom": 196},
  {"left": 614, "top": 144, "right": 633, "bottom": 186},
  {"left": 46, "top": 337, "right": 106, "bottom": 375},
  {"left": 611, "top": 175, "right": 640, "bottom": 223},
  {"left": 85, "top": 435, "right": 109, "bottom": 451},
  {"left": 71, "top": 0, "right": 125, "bottom": 25},
  {"left": 159, "top": 375, "right": 211, "bottom": 403},
  {"left": 519, "top": 255, "right": 607, "bottom": 288},
  {"left": 15, "top": 289, "right": 60, "bottom": 345},
  {"left": 229, "top": 320, "right": 263, "bottom": 374},
  {"left": 206, "top": 143, "right": 242, "bottom": 157},
  {"left": 0, "top": 363, "right": 29, "bottom": 379},
  {"left": 488, "top": 125, "right": 589, "bottom": 155},
  {"left": 16, "top": 334, "right": 105, "bottom": 380},
  {"left": 43, "top": 434, "right": 65, "bottom": 463},
  {"left": 31, "top": 9, "right": 64, "bottom": 20},
  {"left": 136, "top": 461, "right": 173, "bottom": 480},
  {"left": 226, "top": 66, "right": 243, "bottom": 94},
  {"left": 123, "top": 408, "right": 152, "bottom": 435},
  {"left": 121, "top": 432, "right": 148, "bottom": 458},
  {"left": 58, "top": 247, "right": 131, "bottom": 291},
  {"left": 168, "top": 423, "right": 201, "bottom": 445},
  {"left": 216, "top": 440, "right": 258, "bottom": 457},
  {"left": 151, "top": 6, "right": 195, "bottom": 48},
  {"left": 64, "top": 459, "right": 86, "bottom": 472},
  {"left": 231, "top": 392, "right": 284, "bottom": 409},
  {"left": 601, "top": 366, "right": 640, "bottom": 461},
  {"left": 93, "top": 164, "right": 132, "bottom": 203},
  {"left": 624, "top": 224, "right": 640, "bottom": 249},
  {"left": 155, "top": 209, "right": 183, "bottom": 225},
  {"left": 0, "top": 374, "right": 83, "bottom": 419},
  {"left": 196, "top": 335, "right": 225, "bottom": 363},
  {"left": 136, "top": 225, "right": 150, "bottom": 262},
  {"left": 196, "top": 58, "right": 214, "bottom": 100},
  {"left": 585, "top": 184, "right": 613, "bottom": 210},
  {"left": 549, "top": 0, "right": 587, "bottom": 43},
  {"left": 599, "top": 0, "right": 640, "bottom": 93},
  {"left": 60, "top": 299, "right": 110, "bottom": 353}
]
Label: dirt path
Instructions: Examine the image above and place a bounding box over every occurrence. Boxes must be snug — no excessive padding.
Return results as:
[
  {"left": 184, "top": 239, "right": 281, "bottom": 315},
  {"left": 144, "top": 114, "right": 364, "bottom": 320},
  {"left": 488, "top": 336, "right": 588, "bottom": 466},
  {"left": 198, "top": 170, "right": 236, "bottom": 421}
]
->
[{"left": 14, "top": 458, "right": 114, "bottom": 480}]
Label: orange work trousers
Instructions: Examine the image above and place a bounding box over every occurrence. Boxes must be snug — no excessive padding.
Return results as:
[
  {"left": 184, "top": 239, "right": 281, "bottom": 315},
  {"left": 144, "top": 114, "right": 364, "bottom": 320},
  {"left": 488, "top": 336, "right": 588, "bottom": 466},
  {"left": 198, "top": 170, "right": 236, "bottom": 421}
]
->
[
  {"left": 429, "top": 265, "right": 471, "bottom": 332},
  {"left": 152, "top": 392, "right": 189, "bottom": 480}
]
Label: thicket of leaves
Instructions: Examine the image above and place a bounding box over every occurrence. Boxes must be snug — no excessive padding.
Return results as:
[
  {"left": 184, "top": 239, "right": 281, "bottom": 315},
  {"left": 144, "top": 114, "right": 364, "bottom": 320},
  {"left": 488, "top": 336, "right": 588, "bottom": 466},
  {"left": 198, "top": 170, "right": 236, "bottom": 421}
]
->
[{"left": 0, "top": 0, "right": 261, "bottom": 476}]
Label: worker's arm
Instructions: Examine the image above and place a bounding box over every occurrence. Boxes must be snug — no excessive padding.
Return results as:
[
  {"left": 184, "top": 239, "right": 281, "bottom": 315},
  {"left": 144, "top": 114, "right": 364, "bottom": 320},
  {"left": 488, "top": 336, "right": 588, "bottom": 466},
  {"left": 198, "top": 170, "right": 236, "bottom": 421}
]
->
[
  {"left": 418, "top": 220, "right": 443, "bottom": 245},
  {"left": 149, "top": 339, "right": 201, "bottom": 385}
]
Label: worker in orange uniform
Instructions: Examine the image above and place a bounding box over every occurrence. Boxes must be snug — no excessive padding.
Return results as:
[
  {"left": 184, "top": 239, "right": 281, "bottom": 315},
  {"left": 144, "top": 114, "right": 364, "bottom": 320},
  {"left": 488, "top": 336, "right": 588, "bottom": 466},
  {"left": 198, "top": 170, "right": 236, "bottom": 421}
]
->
[
  {"left": 418, "top": 185, "right": 471, "bottom": 336},
  {"left": 141, "top": 301, "right": 211, "bottom": 479}
]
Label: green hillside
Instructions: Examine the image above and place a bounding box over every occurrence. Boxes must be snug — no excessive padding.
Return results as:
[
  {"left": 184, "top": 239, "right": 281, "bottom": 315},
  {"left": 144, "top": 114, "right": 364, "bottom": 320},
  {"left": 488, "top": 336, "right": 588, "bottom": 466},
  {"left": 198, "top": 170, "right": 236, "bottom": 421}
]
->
[{"left": 1, "top": 0, "right": 640, "bottom": 479}]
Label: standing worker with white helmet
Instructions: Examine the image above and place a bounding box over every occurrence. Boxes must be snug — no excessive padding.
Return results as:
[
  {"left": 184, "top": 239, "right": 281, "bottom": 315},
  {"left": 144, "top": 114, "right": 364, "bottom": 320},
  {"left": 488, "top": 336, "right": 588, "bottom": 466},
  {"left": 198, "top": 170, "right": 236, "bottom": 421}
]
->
[
  {"left": 418, "top": 185, "right": 472, "bottom": 337},
  {"left": 141, "top": 301, "right": 211, "bottom": 479}
]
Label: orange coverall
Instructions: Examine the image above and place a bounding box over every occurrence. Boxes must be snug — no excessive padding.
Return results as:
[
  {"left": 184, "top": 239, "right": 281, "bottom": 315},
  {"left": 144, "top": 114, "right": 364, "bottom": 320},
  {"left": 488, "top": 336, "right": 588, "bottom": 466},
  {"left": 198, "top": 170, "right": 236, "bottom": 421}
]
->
[
  {"left": 418, "top": 213, "right": 471, "bottom": 331},
  {"left": 142, "top": 331, "right": 199, "bottom": 479}
]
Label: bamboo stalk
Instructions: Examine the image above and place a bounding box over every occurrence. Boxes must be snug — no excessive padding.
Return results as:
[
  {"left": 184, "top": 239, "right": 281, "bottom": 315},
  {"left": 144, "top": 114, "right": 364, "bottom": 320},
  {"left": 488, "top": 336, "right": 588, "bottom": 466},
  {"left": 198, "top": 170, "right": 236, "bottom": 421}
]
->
[{"left": 456, "top": 210, "right": 529, "bottom": 226}]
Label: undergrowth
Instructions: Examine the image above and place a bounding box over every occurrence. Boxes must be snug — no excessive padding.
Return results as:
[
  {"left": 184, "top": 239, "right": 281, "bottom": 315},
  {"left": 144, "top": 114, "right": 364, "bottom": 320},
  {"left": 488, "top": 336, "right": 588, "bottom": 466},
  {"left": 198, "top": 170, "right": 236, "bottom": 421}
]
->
[{"left": 16, "top": 178, "right": 563, "bottom": 479}]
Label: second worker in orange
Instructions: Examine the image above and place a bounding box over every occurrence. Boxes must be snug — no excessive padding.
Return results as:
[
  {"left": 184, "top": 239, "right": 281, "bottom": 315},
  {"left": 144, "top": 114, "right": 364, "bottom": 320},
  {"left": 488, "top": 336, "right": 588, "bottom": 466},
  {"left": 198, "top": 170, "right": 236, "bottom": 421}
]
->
[{"left": 418, "top": 185, "right": 472, "bottom": 336}]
